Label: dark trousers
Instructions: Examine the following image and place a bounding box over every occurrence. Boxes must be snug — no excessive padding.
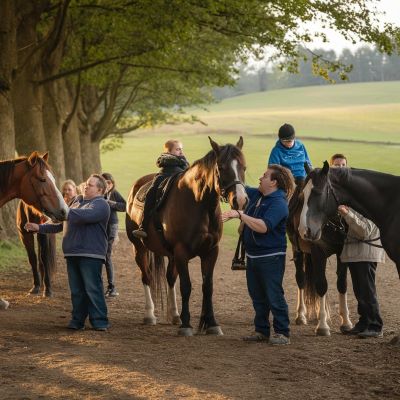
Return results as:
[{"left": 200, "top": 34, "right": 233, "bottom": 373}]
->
[
  {"left": 105, "top": 223, "right": 118, "bottom": 288},
  {"left": 66, "top": 256, "right": 109, "bottom": 329},
  {"left": 348, "top": 261, "right": 383, "bottom": 332},
  {"left": 246, "top": 254, "right": 289, "bottom": 337}
]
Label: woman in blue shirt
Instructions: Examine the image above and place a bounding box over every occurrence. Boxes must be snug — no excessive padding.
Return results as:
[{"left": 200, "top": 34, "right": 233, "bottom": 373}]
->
[{"left": 222, "top": 164, "right": 294, "bottom": 345}]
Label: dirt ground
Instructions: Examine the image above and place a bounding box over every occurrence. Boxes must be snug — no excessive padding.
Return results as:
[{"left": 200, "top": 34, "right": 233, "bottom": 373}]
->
[{"left": 1, "top": 233, "right": 400, "bottom": 400}]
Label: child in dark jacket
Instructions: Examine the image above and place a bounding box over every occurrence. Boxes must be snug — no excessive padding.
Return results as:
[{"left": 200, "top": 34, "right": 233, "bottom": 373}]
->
[
  {"left": 101, "top": 173, "right": 126, "bottom": 298},
  {"left": 132, "top": 139, "right": 189, "bottom": 239}
]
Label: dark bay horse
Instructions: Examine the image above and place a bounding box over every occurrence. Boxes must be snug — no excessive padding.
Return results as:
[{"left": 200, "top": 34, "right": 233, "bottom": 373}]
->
[
  {"left": 288, "top": 180, "right": 351, "bottom": 336},
  {"left": 16, "top": 201, "right": 57, "bottom": 297},
  {"left": 299, "top": 162, "right": 400, "bottom": 341},
  {"left": 126, "top": 137, "right": 248, "bottom": 336},
  {"left": 0, "top": 152, "right": 67, "bottom": 308}
]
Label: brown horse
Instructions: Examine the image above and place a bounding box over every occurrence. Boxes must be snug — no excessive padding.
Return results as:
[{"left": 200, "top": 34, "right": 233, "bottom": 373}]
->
[
  {"left": 0, "top": 152, "right": 67, "bottom": 308},
  {"left": 16, "top": 201, "right": 57, "bottom": 297},
  {"left": 0, "top": 152, "right": 68, "bottom": 221},
  {"left": 126, "top": 137, "right": 248, "bottom": 336}
]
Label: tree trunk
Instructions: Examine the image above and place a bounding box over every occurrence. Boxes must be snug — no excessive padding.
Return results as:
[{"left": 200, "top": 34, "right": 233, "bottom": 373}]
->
[
  {"left": 79, "top": 130, "right": 96, "bottom": 180},
  {"left": 0, "top": 0, "right": 18, "bottom": 239},
  {"left": 13, "top": 6, "right": 46, "bottom": 156},
  {"left": 91, "top": 140, "right": 102, "bottom": 174},
  {"left": 42, "top": 79, "right": 66, "bottom": 182}
]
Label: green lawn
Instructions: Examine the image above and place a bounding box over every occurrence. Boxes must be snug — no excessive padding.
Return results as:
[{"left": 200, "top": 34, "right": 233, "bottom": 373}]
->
[{"left": 101, "top": 81, "right": 400, "bottom": 241}]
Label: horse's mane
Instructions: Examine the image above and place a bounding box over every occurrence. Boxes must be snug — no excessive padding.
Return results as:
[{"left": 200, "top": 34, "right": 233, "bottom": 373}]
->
[
  {"left": 182, "top": 144, "right": 245, "bottom": 201},
  {"left": 0, "top": 154, "right": 50, "bottom": 192}
]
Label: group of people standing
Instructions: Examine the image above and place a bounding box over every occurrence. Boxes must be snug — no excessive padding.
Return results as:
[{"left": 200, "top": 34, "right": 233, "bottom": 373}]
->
[
  {"left": 23, "top": 128, "right": 384, "bottom": 341},
  {"left": 222, "top": 123, "right": 385, "bottom": 345}
]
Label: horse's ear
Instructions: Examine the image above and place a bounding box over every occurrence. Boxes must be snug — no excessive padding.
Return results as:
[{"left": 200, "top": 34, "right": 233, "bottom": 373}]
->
[
  {"left": 42, "top": 152, "right": 49, "bottom": 162},
  {"left": 236, "top": 136, "right": 243, "bottom": 150},
  {"left": 27, "top": 151, "right": 40, "bottom": 166},
  {"left": 322, "top": 160, "right": 329, "bottom": 175},
  {"left": 208, "top": 136, "right": 220, "bottom": 155},
  {"left": 304, "top": 162, "right": 312, "bottom": 175}
]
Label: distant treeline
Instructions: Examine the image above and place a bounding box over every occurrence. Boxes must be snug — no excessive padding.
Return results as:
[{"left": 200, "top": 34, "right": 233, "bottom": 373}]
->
[{"left": 213, "top": 46, "right": 400, "bottom": 100}]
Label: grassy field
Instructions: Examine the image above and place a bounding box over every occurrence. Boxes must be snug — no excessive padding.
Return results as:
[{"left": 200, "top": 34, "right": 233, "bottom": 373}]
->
[{"left": 101, "top": 81, "right": 400, "bottom": 242}]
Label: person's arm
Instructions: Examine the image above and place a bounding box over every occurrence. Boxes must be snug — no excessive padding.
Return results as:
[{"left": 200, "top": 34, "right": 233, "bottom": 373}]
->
[
  {"left": 24, "top": 222, "right": 63, "bottom": 234},
  {"left": 303, "top": 144, "right": 312, "bottom": 168},
  {"left": 338, "top": 205, "right": 375, "bottom": 240},
  {"left": 107, "top": 191, "right": 126, "bottom": 212},
  {"left": 268, "top": 147, "right": 280, "bottom": 166},
  {"left": 221, "top": 209, "right": 267, "bottom": 233}
]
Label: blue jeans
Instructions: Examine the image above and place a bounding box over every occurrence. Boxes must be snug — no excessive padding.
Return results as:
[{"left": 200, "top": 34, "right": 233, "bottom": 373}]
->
[
  {"left": 246, "top": 255, "right": 289, "bottom": 337},
  {"left": 66, "top": 257, "right": 109, "bottom": 329},
  {"left": 105, "top": 223, "right": 119, "bottom": 288}
]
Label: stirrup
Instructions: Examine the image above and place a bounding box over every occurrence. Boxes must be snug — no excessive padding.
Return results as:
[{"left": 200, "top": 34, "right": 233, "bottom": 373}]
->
[{"left": 231, "top": 258, "right": 246, "bottom": 270}]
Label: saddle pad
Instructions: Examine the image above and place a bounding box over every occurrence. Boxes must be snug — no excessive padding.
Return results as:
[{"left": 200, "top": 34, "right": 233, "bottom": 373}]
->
[{"left": 134, "top": 180, "right": 152, "bottom": 208}]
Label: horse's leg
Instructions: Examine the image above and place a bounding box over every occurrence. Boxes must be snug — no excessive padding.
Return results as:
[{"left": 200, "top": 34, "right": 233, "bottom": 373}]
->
[
  {"left": 198, "top": 246, "right": 222, "bottom": 335},
  {"left": 135, "top": 244, "right": 157, "bottom": 325},
  {"left": 175, "top": 246, "right": 193, "bottom": 336},
  {"left": 21, "top": 233, "right": 41, "bottom": 295},
  {"left": 312, "top": 248, "right": 330, "bottom": 336},
  {"left": 293, "top": 249, "right": 307, "bottom": 325},
  {"left": 336, "top": 258, "right": 352, "bottom": 332},
  {"left": 166, "top": 257, "right": 181, "bottom": 325},
  {"left": 38, "top": 233, "right": 53, "bottom": 297}
]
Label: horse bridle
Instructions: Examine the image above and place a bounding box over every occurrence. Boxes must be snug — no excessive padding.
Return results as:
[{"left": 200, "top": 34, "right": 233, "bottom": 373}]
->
[
  {"left": 324, "top": 176, "right": 382, "bottom": 248},
  {"left": 219, "top": 180, "right": 244, "bottom": 202}
]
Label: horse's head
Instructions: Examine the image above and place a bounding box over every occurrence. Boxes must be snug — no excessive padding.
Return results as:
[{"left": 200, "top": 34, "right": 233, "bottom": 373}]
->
[
  {"left": 209, "top": 136, "right": 248, "bottom": 210},
  {"left": 20, "top": 152, "right": 69, "bottom": 221},
  {"left": 298, "top": 160, "right": 338, "bottom": 241}
]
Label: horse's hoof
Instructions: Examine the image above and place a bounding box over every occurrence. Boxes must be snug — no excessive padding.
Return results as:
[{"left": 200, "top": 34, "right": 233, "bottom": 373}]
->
[
  {"left": 29, "top": 287, "right": 40, "bottom": 295},
  {"left": 44, "top": 291, "right": 54, "bottom": 298},
  {"left": 171, "top": 316, "right": 182, "bottom": 325},
  {"left": 295, "top": 316, "right": 307, "bottom": 325},
  {"left": 339, "top": 324, "right": 353, "bottom": 334},
  {"left": 0, "top": 298, "right": 9, "bottom": 310},
  {"left": 206, "top": 326, "right": 224, "bottom": 336},
  {"left": 143, "top": 317, "right": 157, "bottom": 325},
  {"left": 178, "top": 327, "right": 193, "bottom": 336},
  {"left": 315, "top": 327, "right": 331, "bottom": 336}
]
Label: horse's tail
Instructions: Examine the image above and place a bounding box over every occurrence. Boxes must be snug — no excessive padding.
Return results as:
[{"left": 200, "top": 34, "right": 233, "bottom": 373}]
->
[
  {"left": 303, "top": 254, "right": 330, "bottom": 322},
  {"left": 38, "top": 232, "right": 57, "bottom": 281},
  {"left": 148, "top": 251, "right": 167, "bottom": 315}
]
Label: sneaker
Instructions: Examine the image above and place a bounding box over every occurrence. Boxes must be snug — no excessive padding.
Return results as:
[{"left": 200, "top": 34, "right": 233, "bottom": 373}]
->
[
  {"left": 358, "top": 329, "right": 383, "bottom": 338},
  {"left": 106, "top": 287, "right": 119, "bottom": 298},
  {"left": 93, "top": 327, "right": 108, "bottom": 332},
  {"left": 269, "top": 333, "right": 290, "bottom": 345},
  {"left": 341, "top": 325, "right": 365, "bottom": 335},
  {"left": 242, "top": 332, "right": 269, "bottom": 342},
  {"left": 132, "top": 228, "right": 147, "bottom": 239},
  {"left": 67, "top": 323, "right": 85, "bottom": 331}
]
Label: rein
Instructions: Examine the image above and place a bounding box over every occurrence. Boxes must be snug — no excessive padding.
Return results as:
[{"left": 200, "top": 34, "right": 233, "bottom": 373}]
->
[{"left": 219, "top": 179, "right": 244, "bottom": 202}]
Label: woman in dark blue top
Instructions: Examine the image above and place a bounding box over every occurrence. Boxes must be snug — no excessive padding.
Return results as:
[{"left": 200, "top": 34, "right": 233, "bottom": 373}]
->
[
  {"left": 102, "top": 173, "right": 126, "bottom": 298},
  {"left": 222, "top": 164, "right": 294, "bottom": 345}
]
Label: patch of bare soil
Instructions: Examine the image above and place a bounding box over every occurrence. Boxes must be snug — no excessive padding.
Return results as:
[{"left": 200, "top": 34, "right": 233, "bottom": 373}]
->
[{"left": 1, "top": 233, "right": 400, "bottom": 400}]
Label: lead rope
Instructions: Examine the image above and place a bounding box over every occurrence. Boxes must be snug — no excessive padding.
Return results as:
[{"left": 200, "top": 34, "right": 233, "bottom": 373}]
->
[{"left": 231, "top": 232, "right": 246, "bottom": 270}]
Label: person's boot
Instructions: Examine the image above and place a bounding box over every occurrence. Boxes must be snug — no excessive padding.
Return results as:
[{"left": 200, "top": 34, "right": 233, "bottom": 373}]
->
[{"left": 132, "top": 226, "right": 147, "bottom": 238}]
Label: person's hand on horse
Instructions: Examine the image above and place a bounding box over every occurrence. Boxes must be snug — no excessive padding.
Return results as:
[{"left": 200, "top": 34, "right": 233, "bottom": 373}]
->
[
  {"left": 221, "top": 210, "right": 242, "bottom": 223},
  {"left": 24, "top": 222, "right": 39, "bottom": 233},
  {"left": 338, "top": 205, "right": 349, "bottom": 216}
]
